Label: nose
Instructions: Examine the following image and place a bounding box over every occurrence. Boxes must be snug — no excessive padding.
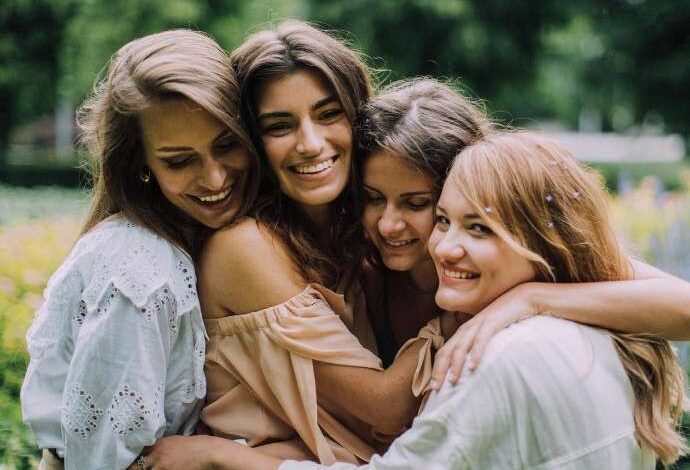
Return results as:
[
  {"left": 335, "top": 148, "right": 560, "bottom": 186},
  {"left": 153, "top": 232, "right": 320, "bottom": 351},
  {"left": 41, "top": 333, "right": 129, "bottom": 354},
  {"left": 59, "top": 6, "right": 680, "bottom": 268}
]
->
[
  {"left": 296, "top": 119, "right": 324, "bottom": 156},
  {"left": 200, "top": 158, "right": 227, "bottom": 190},
  {"left": 378, "top": 204, "right": 405, "bottom": 237},
  {"left": 433, "top": 231, "right": 466, "bottom": 262}
]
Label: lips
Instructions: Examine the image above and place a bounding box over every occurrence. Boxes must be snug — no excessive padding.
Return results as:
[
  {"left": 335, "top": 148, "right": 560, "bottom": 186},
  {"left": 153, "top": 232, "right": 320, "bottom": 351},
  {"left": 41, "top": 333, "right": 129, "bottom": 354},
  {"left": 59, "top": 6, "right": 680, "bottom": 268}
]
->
[
  {"left": 289, "top": 156, "right": 338, "bottom": 175},
  {"left": 443, "top": 267, "right": 480, "bottom": 280},
  {"left": 191, "top": 185, "right": 233, "bottom": 207},
  {"left": 383, "top": 238, "right": 417, "bottom": 248}
]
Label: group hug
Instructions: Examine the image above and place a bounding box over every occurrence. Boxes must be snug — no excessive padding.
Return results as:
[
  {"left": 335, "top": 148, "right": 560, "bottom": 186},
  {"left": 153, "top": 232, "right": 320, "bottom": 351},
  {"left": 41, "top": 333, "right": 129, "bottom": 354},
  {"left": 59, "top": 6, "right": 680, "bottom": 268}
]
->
[{"left": 20, "top": 20, "right": 690, "bottom": 470}]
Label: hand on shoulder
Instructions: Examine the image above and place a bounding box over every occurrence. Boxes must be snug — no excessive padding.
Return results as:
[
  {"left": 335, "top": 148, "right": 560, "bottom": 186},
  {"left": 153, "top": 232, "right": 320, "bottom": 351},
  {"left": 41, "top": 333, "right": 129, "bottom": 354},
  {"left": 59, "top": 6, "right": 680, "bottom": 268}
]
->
[{"left": 199, "top": 217, "right": 307, "bottom": 314}]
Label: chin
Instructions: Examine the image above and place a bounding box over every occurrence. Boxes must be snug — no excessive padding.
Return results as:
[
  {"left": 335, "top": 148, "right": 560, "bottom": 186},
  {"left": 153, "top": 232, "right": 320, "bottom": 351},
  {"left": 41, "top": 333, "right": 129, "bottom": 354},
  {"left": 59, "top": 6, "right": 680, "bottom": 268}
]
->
[{"left": 435, "top": 289, "right": 478, "bottom": 314}]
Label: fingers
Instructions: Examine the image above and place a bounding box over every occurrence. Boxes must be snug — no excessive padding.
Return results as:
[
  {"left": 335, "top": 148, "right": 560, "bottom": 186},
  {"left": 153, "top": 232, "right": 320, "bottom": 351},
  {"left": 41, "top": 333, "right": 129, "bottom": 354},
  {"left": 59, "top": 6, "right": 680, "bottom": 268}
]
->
[
  {"left": 446, "top": 320, "right": 481, "bottom": 385},
  {"left": 429, "top": 344, "right": 452, "bottom": 391}
]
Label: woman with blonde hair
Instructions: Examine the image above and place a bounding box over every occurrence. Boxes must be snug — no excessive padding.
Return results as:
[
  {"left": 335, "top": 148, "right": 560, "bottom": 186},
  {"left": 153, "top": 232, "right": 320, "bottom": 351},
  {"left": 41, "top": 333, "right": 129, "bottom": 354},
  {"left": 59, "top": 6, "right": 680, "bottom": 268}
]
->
[{"left": 21, "top": 29, "right": 257, "bottom": 469}]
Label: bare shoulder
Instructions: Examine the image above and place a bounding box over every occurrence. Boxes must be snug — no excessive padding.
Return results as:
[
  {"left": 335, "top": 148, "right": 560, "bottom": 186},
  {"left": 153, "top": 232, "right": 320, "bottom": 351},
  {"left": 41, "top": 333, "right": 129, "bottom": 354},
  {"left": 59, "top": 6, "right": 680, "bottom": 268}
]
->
[{"left": 199, "top": 218, "right": 307, "bottom": 314}]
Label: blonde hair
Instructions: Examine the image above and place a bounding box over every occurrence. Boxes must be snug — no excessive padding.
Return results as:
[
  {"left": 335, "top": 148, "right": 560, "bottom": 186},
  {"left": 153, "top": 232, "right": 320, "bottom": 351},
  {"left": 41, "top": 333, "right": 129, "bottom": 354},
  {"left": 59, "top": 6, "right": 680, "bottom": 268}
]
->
[
  {"left": 449, "top": 131, "right": 688, "bottom": 465},
  {"left": 78, "top": 29, "right": 257, "bottom": 258},
  {"left": 231, "top": 20, "right": 373, "bottom": 287}
]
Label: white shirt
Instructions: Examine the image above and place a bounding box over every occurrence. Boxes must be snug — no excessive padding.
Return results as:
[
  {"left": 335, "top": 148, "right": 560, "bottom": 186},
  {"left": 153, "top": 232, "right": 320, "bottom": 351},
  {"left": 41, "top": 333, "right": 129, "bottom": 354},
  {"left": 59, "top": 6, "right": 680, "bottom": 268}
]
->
[
  {"left": 281, "top": 316, "right": 654, "bottom": 470},
  {"left": 21, "top": 216, "right": 207, "bottom": 470}
]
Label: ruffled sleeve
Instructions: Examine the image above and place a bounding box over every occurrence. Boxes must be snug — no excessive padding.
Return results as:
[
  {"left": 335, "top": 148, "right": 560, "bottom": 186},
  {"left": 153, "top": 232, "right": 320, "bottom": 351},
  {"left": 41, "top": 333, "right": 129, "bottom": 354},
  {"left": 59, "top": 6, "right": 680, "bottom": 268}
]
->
[
  {"left": 394, "top": 317, "right": 445, "bottom": 398},
  {"left": 21, "top": 217, "right": 205, "bottom": 470},
  {"left": 203, "top": 284, "right": 382, "bottom": 465}
]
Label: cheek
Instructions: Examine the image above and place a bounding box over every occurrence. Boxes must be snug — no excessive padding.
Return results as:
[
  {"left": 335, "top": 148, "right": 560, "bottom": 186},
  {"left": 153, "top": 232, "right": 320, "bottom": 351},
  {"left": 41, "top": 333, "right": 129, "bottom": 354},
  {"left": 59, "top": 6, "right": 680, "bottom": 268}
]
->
[
  {"left": 361, "top": 206, "right": 380, "bottom": 236},
  {"left": 261, "top": 139, "right": 286, "bottom": 172},
  {"left": 427, "top": 228, "right": 442, "bottom": 263},
  {"left": 414, "top": 211, "right": 435, "bottom": 242}
]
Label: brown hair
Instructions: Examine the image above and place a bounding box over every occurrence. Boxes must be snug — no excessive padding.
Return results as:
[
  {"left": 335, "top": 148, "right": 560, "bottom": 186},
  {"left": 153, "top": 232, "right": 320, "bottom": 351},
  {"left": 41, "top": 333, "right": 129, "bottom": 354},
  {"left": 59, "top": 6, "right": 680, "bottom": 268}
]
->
[
  {"left": 78, "top": 29, "right": 257, "bottom": 258},
  {"left": 231, "top": 20, "right": 373, "bottom": 287},
  {"left": 355, "top": 78, "right": 491, "bottom": 268},
  {"left": 357, "top": 77, "right": 490, "bottom": 197},
  {"left": 449, "top": 131, "right": 688, "bottom": 465}
]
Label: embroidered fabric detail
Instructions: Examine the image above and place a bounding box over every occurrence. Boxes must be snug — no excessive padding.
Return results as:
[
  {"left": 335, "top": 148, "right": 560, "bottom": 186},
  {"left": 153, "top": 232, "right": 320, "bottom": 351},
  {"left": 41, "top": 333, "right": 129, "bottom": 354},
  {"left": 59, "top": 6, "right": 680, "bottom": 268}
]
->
[
  {"left": 108, "top": 384, "right": 150, "bottom": 436},
  {"left": 27, "top": 269, "right": 82, "bottom": 360},
  {"left": 78, "top": 219, "right": 199, "bottom": 318},
  {"left": 62, "top": 384, "right": 104, "bottom": 439},
  {"left": 192, "top": 330, "right": 206, "bottom": 400},
  {"left": 73, "top": 299, "right": 87, "bottom": 325}
]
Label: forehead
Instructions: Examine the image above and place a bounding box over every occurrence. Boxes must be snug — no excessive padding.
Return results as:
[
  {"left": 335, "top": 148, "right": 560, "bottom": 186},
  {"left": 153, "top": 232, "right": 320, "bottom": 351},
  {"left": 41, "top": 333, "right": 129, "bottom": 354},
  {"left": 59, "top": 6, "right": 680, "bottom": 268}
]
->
[
  {"left": 256, "top": 68, "right": 335, "bottom": 113},
  {"left": 438, "top": 179, "right": 473, "bottom": 213},
  {"left": 139, "top": 98, "right": 224, "bottom": 143},
  {"left": 364, "top": 150, "right": 432, "bottom": 191}
]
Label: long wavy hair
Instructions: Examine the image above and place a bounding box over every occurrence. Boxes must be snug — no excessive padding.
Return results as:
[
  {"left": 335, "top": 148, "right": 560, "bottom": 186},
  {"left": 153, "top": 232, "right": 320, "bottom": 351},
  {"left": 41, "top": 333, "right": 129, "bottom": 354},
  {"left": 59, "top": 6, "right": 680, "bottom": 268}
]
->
[
  {"left": 449, "top": 131, "right": 688, "bottom": 466},
  {"left": 231, "top": 20, "right": 373, "bottom": 287},
  {"left": 78, "top": 29, "right": 257, "bottom": 259},
  {"left": 355, "top": 77, "right": 491, "bottom": 269}
]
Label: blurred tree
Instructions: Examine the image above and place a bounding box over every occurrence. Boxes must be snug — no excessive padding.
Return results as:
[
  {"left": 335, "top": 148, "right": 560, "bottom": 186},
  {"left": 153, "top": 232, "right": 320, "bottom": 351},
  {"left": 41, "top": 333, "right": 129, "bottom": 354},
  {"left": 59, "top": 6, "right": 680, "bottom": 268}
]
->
[
  {"left": 0, "top": 0, "right": 76, "bottom": 163},
  {"left": 308, "top": 0, "right": 573, "bottom": 121},
  {"left": 582, "top": 0, "right": 690, "bottom": 136},
  {"left": 59, "top": 0, "right": 306, "bottom": 103}
]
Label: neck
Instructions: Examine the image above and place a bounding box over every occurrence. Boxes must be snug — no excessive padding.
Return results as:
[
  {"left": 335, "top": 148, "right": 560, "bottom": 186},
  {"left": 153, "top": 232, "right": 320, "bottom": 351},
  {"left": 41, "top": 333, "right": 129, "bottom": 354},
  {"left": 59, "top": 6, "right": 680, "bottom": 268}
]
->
[
  {"left": 408, "top": 257, "right": 439, "bottom": 293},
  {"left": 299, "top": 202, "right": 333, "bottom": 234}
]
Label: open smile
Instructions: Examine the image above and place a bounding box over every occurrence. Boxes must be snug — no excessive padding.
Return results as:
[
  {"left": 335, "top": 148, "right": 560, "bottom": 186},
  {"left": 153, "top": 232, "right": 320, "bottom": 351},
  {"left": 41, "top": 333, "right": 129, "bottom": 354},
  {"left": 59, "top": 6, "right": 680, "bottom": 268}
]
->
[
  {"left": 191, "top": 185, "right": 233, "bottom": 206},
  {"left": 443, "top": 267, "right": 480, "bottom": 280},
  {"left": 383, "top": 238, "right": 418, "bottom": 248},
  {"left": 290, "top": 156, "right": 338, "bottom": 175}
]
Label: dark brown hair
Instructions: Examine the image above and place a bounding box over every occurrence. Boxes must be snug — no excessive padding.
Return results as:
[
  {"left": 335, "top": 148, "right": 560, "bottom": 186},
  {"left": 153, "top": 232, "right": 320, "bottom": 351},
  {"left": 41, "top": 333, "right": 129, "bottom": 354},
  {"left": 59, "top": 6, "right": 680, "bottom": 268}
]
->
[
  {"left": 79, "top": 29, "right": 257, "bottom": 258},
  {"left": 231, "top": 20, "right": 373, "bottom": 287},
  {"left": 355, "top": 78, "right": 491, "bottom": 268}
]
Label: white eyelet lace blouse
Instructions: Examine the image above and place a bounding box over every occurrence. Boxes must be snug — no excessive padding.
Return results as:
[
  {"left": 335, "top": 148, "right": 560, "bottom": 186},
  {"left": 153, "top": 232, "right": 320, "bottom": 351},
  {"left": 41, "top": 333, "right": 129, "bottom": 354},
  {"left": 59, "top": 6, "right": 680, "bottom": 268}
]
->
[{"left": 21, "top": 216, "right": 207, "bottom": 470}]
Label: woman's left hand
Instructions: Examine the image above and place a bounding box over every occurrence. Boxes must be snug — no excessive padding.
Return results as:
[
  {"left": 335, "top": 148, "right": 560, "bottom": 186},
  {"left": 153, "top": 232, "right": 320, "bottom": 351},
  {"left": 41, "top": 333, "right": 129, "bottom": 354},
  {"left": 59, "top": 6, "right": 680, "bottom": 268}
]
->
[{"left": 429, "top": 283, "right": 540, "bottom": 391}]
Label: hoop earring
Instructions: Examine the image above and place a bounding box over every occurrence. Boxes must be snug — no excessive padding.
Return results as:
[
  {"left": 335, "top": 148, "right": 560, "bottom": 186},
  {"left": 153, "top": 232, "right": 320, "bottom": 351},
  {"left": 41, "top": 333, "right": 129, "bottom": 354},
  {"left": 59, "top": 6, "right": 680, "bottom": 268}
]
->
[{"left": 140, "top": 169, "right": 151, "bottom": 184}]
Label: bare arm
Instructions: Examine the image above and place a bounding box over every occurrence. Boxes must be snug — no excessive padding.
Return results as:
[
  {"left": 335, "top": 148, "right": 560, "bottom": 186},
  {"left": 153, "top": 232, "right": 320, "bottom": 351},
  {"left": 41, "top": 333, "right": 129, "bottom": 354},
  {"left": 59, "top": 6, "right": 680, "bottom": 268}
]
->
[
  {"left": 201, "top": 219, "right": 420, "bottom": 434},
  {"left": 531, "top": 258, "right": 690, "bottom": 339},
  {"left": 430, "top": 258, "right": 690, "bottom": 390},
  {"left": 138, "top": 435, "right": 283, "bottom": 470},
  {"left": 315, "top": 340, "right": 423, "bottom": 435}
]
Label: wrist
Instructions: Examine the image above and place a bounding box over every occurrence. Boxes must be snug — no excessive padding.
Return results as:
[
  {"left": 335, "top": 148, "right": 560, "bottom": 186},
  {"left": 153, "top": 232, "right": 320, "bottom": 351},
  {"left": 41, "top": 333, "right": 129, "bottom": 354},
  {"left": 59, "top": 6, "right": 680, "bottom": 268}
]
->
[{"left": 517, "top": 282, "right": 547, "bottom": 316}]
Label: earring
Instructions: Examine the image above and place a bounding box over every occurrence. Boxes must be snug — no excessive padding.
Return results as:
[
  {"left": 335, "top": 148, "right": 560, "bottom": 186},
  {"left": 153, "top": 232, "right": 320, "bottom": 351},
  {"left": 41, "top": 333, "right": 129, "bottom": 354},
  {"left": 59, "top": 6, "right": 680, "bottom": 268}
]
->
[{"left": 140, "top": 169, "right": 151, "bottom": 184}]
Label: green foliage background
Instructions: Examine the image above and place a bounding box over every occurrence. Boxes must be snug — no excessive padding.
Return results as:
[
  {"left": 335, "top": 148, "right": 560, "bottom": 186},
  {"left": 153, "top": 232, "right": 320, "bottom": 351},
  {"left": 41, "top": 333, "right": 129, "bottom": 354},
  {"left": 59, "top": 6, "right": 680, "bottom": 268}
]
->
[{"left": 1, "top": 0, "right": 689, "bottom": 468}]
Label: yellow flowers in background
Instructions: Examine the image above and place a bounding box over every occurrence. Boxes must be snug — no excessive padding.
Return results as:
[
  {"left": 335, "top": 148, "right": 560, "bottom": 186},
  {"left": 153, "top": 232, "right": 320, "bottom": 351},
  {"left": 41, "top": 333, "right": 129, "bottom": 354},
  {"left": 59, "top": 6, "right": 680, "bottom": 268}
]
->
[{"left": 0, "top": 181, "right": 689, "bottom": 468}]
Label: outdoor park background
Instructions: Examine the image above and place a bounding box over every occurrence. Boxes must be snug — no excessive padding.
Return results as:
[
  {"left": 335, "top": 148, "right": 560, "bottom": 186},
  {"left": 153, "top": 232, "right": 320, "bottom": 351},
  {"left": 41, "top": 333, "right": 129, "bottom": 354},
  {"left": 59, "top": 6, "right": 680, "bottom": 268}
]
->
[{"left": 1, "top": 0, "right": 689, "bottom": 468}]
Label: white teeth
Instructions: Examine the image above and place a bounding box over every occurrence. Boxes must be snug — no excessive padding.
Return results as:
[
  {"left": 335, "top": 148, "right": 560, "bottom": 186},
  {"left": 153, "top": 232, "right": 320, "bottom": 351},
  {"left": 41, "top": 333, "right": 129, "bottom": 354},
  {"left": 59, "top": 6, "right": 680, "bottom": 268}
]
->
[
  {"left": 385, "top": 239, "right": 415, "bottom": 247},
  {"left": 198, "top": 187, "right": 231, "bottom": 202},
  {"left": 294, "top": 158, "right": 335, "bottom": 174},
  {"left": 444, "top": 269, "right": 478, "bottom": 280}
]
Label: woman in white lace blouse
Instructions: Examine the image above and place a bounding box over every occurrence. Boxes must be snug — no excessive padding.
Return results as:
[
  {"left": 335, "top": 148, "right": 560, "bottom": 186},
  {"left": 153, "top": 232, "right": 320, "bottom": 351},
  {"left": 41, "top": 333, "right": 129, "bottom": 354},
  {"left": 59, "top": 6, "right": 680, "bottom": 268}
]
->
[{"left": 20, "top": 30, "right": 257, "bottom": 470}]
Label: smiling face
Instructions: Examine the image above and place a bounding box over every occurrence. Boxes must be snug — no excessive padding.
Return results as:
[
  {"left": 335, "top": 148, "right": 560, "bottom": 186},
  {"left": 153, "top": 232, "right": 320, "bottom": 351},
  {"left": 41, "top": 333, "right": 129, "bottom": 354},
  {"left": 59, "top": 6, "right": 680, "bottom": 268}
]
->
[
  {"left": 428, "top": 180, "right": 536, "bottom": 315},
  {"left": 256, "top": 68, "right": 352, "bottom": 211},
  {"left": 362, "top": 150, "right": 436, "bottom": 272},
  {"left": 140, "top": 98, "right": 251, "bottom": 229}
]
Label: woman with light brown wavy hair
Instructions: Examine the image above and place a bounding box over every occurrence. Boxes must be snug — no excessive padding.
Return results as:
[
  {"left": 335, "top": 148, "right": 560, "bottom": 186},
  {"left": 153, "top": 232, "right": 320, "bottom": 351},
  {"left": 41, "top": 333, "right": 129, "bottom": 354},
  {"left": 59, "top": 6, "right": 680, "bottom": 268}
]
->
[{"left": 21, "top": 29, "right": 257, "bottom": 470}]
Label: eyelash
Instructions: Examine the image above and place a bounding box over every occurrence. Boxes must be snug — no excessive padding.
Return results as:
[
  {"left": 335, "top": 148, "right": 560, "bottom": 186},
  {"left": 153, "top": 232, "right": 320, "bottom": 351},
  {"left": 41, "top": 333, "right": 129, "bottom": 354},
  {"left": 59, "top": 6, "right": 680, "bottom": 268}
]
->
[
  {"left": 166, "top": 157, "right": 193, "bottom": 169},
  {"left": 468, "top": 223, "right": 492, "bottom": 235}
]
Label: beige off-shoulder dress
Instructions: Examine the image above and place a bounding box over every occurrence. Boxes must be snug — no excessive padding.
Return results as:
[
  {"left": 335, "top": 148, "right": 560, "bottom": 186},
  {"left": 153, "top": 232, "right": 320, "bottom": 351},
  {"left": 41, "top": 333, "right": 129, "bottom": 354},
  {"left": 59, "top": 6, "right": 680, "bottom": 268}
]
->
[{"left": 202, "top": 284, "right": 442, "bottom": 465}]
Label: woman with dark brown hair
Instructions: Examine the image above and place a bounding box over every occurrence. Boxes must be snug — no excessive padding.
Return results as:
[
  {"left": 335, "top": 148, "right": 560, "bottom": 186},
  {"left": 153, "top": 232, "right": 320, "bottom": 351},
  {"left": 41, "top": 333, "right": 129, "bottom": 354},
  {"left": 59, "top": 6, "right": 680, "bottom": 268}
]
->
[
  {"left": 188, "top": 21, "right": 430, "bottom": 465},
  {"left": 20, "top": 29, "right": 257, "bottom": 470}
]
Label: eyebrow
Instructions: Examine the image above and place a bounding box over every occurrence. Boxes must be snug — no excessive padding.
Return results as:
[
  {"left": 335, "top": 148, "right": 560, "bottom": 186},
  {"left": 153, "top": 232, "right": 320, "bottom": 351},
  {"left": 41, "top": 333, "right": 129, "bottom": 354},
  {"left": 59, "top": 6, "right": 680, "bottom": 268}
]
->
[
  {"left": 362, "top": 185, "right": 432, "bottom": 197},
  {"left": 257, "top": 96, "right": 339, "bottom": 121},
  {"left": 155, "top": 129, "right": 231, "bottom": 153},
  {"left": 435, "top": 204, "right": 481, "bottom": 220}
]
